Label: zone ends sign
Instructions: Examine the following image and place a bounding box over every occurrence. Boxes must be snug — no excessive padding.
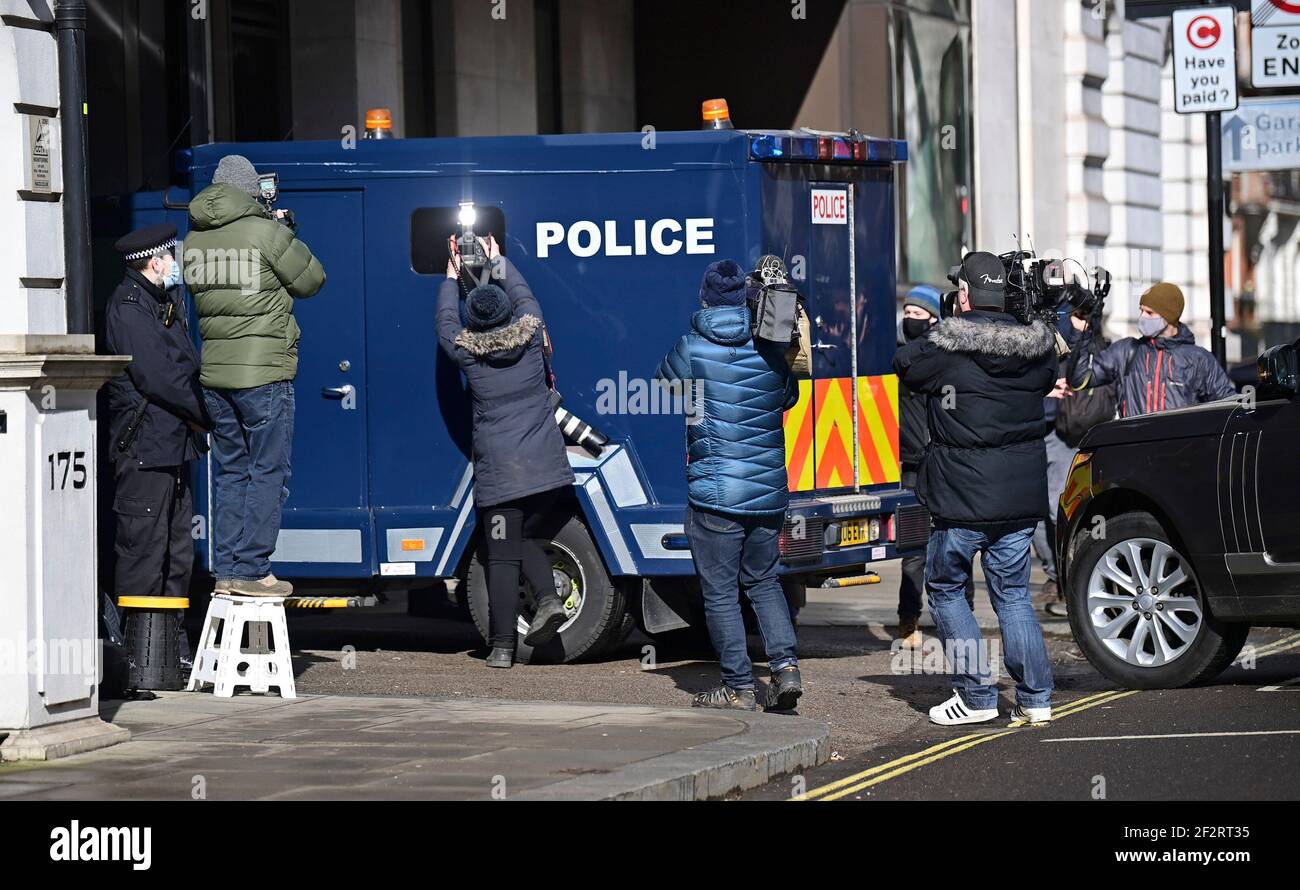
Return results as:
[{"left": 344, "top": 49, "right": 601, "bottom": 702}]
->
[
  {"left": 1252, "top": 1, "right": 1300, "bottom": 87},
  {"left": 1253, "top": 0, "right": 1300, "bottom": 29},
  {"left": 1173, "top": 6, "right": 1239, "bottom": 115}
]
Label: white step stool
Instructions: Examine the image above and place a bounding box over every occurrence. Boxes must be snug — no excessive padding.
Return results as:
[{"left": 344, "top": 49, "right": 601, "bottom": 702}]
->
[{"left": 187, "top": 594, "right": 296, "bottom": 698}]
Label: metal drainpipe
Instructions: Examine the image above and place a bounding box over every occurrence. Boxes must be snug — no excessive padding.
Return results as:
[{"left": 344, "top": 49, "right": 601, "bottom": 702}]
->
[{"left": 55, "top": 0, "right": 92, "bottom": 337}]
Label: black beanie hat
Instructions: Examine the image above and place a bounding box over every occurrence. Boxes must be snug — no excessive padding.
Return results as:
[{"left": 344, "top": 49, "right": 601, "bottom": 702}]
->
[
  {"left": 699, "top": 260, "right": 747, "bottom": 308},
  {"left": 465, "top": 284, "right": 512, "bottom": 331}
]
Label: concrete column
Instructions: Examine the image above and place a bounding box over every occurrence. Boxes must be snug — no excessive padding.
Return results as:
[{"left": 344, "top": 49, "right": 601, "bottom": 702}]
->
[
  {"left": 557, "top": 0, "right": 634, "bottom": 133},
  {"left": 971, "top": 0, "right": 1022, "bottom": 251},
  {"left": 1062, "top": 1, "right": 1111, "bottom": 265},
  {"left": 290, "top": 0, "right": 405, "bottom": 140},
  {"left": 1015, "top": 0, "right": 1067, "bottom": 255},
  {"left": 1103, "top": 10, "right": 1167, "bottom": 336},
  {"left": 433, "top": 0, "right": 538, "bottom": 137},
  {"left": 355, "top": 0, "right": 405, "bottom": 134},
  {"left": 0, "top": 1, "right": 130, "bottom": 760},
  {"left": 793, "top": 1, "right": 892, "bottom": 137}
]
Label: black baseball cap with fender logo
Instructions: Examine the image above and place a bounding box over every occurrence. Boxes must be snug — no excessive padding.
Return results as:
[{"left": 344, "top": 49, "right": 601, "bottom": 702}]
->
[{"left": 956, "top": 251, "right": 1007, "bottom": 311}]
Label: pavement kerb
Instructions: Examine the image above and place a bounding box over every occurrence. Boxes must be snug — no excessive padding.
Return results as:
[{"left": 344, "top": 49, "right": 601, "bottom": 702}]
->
[{"left": 512, "top": 707, "right": 831, "bottom": 801}]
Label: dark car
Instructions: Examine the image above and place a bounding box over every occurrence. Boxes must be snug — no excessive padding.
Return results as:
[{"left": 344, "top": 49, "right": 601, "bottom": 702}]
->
[{"left": 1056, "top": 341, "right": 1300, "bottom": 689}]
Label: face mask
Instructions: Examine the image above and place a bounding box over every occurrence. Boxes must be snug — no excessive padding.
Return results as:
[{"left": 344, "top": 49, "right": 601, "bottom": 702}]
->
[
  {"left": 1137, "top": 315, "right": 1166, "bottom": 338},
  {"left": 162, "top": 256, "right": 181, "bottom": 290},
  {"left": 902, "top": 317, "right": 932, "bottom": 341}
]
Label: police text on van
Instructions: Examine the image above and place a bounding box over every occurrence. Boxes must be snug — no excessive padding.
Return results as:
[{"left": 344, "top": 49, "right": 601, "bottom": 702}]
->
[{"left": 536, "top": 218, "right": 715, "bottom": 258}]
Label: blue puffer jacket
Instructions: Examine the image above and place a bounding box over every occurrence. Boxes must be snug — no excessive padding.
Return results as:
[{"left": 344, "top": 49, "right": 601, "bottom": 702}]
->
[{"left": 656, "top": 305, "right": 798, "bottom": 517}]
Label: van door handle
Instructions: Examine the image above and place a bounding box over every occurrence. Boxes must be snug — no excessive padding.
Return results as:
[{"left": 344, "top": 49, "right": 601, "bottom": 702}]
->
[
  {"left": 322, "top": 384, "right": 354, "bottom": 399},
  {"left": 813, "top": 342, "right": 838, "bottom": 350}
]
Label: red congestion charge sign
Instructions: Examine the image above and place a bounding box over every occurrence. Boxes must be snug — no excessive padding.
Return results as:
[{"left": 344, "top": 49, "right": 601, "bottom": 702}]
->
[
  {"left": 1172, "top": 6, "right": 1238, "bottom": 114},
  {"left": 810, "top": 188, "right": 847, "bottom": 225},
  {"left": 1187, "top": 15, "right": 1222, "bottom": 49}
]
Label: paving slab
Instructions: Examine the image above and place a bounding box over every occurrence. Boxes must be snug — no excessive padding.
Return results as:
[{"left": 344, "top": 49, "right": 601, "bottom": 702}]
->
[{"left": 0, "top": 691, "right": 829, "bottom": 801}]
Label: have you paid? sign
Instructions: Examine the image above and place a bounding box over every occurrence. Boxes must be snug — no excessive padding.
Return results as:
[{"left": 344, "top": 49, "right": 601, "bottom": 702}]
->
[{"left": 1173, "top": 6, "right": 1239, "bottom": 114}]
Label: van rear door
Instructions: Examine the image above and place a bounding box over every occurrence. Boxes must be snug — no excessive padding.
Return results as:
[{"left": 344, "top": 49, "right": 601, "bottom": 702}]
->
[
  {"left": 761, "top": 145, "right": 902, "bottom": 498},
  {"left": 263, "top": 189, "right": 374, "bottom": 577}
]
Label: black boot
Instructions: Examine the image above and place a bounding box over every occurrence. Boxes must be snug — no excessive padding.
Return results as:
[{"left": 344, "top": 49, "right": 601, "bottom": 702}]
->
[
  {"left": 486, "top": 646, "right": 514, "bottom": 669},
  {"left": 765, "top": 665, "right": 803, "bottom": 711},
  {"left": 523, "top": 595, "right": 567, "bottom": 648}
]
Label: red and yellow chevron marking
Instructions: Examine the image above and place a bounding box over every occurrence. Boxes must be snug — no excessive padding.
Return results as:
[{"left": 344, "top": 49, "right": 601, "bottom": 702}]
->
[
  {"left": 814, "top": 378, "right": 856, "bottom": 489},
  {"left": 857, "top": 375, "right": 900, "bottom": 486},
  {"left": 783, "top": 375, "right": 900, "bottom": 492},
  {"left": 784, "top": 379, "right": 815, "bottom": 492}
]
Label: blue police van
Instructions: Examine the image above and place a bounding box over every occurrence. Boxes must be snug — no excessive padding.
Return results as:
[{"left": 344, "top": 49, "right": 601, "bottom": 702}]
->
[{"left": 96, "top": 122, "right": 929, "bottom": 662}]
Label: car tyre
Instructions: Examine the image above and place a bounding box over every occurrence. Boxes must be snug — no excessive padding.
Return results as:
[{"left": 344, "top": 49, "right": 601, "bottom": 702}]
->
[{"left": 1067, "top": 510, "right": 1249, "bottom": 689}]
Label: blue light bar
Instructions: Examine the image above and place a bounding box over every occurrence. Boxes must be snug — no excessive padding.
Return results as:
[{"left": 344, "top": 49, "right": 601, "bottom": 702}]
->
[
  {"left": 749, "top": 134, "right": 789, "bottom": 159},
  {"left": 749, "top": 134, "right": 908, "bottom": 164}
]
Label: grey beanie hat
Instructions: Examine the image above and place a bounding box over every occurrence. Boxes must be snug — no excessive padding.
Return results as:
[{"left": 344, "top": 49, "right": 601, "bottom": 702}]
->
[{"left": 213, "top": 154, "right": 260, "bottom": 198}]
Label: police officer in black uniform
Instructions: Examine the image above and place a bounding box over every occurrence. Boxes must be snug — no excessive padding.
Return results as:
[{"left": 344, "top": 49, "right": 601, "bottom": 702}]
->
[{"left": 104, "top": 223, "right": 209, "bottom": 607}]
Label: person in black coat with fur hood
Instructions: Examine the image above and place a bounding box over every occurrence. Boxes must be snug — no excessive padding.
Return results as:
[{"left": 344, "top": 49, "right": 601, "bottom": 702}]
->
[
  {"left": 436, "top": 237, "right": 575, "bottom": 669},
  {"left": 893, "top": 251, "right": 1062, "bottom": 729}
]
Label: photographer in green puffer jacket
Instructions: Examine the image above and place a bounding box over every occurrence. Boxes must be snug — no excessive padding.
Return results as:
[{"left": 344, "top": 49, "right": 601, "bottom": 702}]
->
[{"left": 184, "top": 154, "right": 325, "bottom": 597}]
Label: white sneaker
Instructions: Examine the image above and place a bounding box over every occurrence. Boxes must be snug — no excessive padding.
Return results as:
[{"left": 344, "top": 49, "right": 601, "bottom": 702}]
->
[
  {"left": 1008, "top": 704, "right": 1052, "bottom": 727},
  {"left": 928, "top": 692, "right": 999, "bottom": 726}
]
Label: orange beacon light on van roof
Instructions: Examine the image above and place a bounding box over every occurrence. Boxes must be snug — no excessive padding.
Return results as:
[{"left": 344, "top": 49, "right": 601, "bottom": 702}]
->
[
  {"left": 364, "top": 108, "right": 393, "bottom": 138},
  {"left": 702, "top": 98, "right": 733, "bottom": 129}
]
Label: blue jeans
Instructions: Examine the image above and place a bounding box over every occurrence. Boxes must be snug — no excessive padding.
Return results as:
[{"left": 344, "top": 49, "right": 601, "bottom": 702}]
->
[
  {"left": 925, "top": 524, "right": 1053, "bottom": 710},
  {"left": 203, "top": 382, "right": 295, "bottom": 581},
  {"left": 685, "top": 504, "right": 798, "bottom": 690}
]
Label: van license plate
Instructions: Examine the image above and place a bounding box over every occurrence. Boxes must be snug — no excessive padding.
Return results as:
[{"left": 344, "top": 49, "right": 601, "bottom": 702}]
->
[{"left": 838, "top": 519, "right": 870, "bottom": 547}]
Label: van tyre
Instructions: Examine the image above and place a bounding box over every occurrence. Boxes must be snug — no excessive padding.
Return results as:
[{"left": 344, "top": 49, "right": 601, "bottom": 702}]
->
[
  {"left": 1067, "top": 511, "right": 1249, "bottom": 689},
  {"left": 467, "top": 515, "right": 627, "bottom": 664},
  {"left": 603, "top": 581, "right": 641, "bottom": 654}
]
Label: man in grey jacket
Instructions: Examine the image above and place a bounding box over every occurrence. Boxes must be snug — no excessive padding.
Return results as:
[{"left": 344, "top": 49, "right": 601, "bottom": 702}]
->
[{"left": 1067, "top": 282, "right": 1234, "bottom": 417}]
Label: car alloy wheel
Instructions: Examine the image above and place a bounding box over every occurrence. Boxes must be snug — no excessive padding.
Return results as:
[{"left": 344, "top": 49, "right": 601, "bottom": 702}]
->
[{"left": 1085, "top": 537, "right": 1204, "bottom": 668}]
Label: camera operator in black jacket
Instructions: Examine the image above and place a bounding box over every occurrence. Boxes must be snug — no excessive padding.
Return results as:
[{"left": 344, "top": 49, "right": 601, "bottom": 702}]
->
[{"left": 893, "top": 251, "right": 1062, "bottom": 728}]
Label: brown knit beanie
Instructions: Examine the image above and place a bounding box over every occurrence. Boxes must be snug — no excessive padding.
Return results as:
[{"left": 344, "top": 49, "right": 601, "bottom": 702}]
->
[{"left": 1139, "top": 282, "right": 1185, "bottom": 327}]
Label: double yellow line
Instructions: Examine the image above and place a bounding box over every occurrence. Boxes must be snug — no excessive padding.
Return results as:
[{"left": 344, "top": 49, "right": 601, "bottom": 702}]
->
[
  {"left": 1241, "top": 631, "right": 1300, "bottom": 662},
  {"left": 794, "top": 631, "right": 1299, "bottom": 801},
  {"left": 793, "top": 690, "right": 1137, "bottom": 802}
]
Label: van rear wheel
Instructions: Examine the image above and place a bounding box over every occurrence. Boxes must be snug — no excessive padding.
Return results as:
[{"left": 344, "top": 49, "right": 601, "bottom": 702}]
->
[{"left": 467, "top": 515, "right": 627, "bottom": 664}]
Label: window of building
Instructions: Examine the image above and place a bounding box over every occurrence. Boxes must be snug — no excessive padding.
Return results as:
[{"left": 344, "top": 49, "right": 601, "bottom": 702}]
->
[{"left": 892, "top": 1, "right": 974, "bottom": 291}]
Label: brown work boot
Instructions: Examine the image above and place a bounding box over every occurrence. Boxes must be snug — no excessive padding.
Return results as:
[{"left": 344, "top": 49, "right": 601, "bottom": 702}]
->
[
  {"left": 897, "top": 617, "right": 924, "bottom": 650},
  {"left": 228, "top": 574, "right": 293, "bottom": 597}
]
